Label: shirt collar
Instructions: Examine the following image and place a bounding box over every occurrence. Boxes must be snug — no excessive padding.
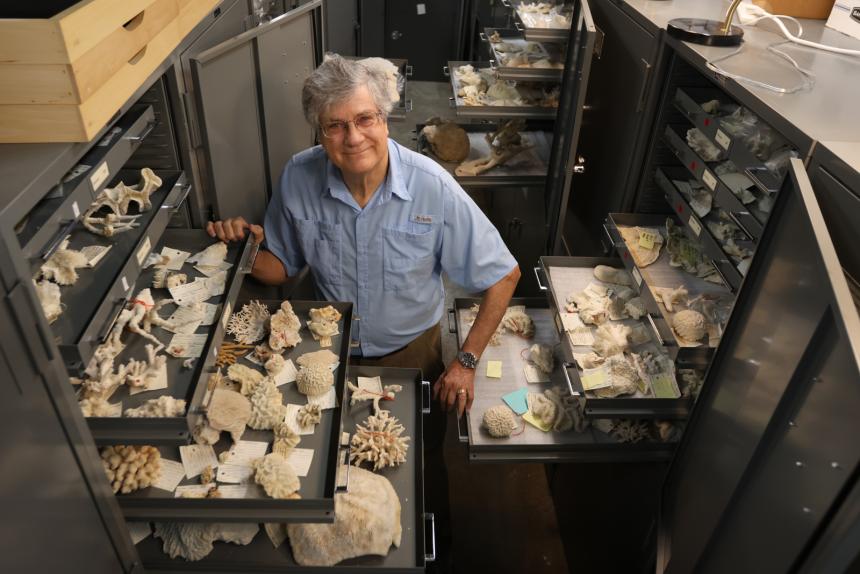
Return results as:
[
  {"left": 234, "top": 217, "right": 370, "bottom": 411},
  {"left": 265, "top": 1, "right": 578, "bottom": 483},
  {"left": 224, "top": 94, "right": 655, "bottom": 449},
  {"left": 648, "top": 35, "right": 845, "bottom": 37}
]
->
[{"left": 323, "top": 139, "right": 412, "bottom": 208}]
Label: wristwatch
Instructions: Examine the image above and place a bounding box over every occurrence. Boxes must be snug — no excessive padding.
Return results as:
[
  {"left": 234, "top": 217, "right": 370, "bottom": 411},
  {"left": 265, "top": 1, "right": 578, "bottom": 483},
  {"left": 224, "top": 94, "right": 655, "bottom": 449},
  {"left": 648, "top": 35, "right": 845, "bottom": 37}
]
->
[{"left": 457, "top": 350, "right": 478, "bottom": 369}]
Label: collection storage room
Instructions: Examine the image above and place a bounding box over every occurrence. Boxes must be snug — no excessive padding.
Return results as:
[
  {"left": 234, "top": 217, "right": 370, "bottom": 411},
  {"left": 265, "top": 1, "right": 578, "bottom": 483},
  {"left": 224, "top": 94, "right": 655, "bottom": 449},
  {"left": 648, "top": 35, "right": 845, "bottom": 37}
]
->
[{"left": 1, "top": 0, "right": 859, "bottom": 573}]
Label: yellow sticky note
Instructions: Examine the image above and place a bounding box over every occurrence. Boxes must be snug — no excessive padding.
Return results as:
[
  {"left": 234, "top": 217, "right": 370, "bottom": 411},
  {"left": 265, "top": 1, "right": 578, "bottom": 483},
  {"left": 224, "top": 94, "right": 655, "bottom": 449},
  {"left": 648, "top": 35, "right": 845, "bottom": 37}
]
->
[
  {"left": 523, "top": 411, "right": 552, "bottom": 432},
  {"left": 580, "top": 369, "right": 608, "bottom": 391},
  {"left": 486, "top": 360, "right": 502, "bottom": 379},
  {"left": 652, "top": 374, "right": 679, "bottom": 398},
  {"left": 639, "top": 230, "right": 658, "bottom": 250}
]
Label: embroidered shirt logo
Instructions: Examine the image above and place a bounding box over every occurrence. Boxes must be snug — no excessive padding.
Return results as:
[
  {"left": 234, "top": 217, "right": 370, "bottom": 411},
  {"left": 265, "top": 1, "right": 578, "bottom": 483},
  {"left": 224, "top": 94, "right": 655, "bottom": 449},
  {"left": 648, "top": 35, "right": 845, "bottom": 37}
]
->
[{"left": 411, "top": 214, "right": 434, "bottom": 224}]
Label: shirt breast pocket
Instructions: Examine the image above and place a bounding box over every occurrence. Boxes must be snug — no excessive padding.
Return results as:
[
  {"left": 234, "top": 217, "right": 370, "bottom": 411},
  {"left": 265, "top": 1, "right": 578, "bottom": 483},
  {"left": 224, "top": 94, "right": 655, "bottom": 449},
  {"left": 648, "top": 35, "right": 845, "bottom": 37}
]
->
[
  {"left": 383, "top": 225, "right": 437, "bottom": 291},
  {"left": 295, "top": 218, "right": 342, "bottom": 286}
]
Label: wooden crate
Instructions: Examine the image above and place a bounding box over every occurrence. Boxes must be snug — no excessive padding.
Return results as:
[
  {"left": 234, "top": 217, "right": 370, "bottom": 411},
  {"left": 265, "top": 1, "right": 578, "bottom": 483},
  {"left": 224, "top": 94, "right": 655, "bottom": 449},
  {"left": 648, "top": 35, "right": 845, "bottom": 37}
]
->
[
  {"left": 0, "top": 0, "right": 179, "bottom": 104},
  {"left": 0, "top": 0, "right": 220, "bottom": 143}
]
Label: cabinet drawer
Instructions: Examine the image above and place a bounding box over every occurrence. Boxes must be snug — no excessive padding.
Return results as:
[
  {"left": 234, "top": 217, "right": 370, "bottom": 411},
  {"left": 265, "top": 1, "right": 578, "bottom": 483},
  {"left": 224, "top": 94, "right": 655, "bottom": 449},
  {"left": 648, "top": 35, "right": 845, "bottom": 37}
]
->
[
  {"left": 446, "top": 60, "right": 559, "bottom": 119},
  {"left": 483, "top": 27, "right": 563, "bottom": 82},
  {"left": 48, "top": 170, "right": 189, "bottom": 371},
  {"left": 131, "top": 367, "right": 432, "bottom": 572},
  {"left": 18, "top": 104, "right": 155, "bottom": 264},
  {"left": 0, "top": 0, "right": 179, "bottom": 105}
]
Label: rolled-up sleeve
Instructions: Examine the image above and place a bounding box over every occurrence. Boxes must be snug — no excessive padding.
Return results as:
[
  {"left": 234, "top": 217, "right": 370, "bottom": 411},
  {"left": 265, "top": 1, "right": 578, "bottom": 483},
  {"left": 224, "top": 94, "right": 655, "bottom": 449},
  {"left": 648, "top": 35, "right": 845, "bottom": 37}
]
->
[
  {"left": 439, "top": 180, "right": 517, "bottom": 292},
  {"left": 263, "top": 163, "right": 305, "bottom": 277}
]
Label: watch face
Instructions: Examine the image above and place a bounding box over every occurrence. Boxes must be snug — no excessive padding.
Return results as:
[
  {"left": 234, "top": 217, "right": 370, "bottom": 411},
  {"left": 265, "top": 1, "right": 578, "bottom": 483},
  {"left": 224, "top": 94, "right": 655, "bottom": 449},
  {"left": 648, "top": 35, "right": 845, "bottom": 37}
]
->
[{"left": 458, "top": 351, "right": 477, "bottom": 369}]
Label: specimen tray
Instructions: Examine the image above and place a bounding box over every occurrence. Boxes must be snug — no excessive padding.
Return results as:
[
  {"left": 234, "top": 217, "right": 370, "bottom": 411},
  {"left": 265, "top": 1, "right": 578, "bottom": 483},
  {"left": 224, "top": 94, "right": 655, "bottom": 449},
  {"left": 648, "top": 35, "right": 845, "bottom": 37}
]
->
[{"left": 446, "top": 60, "right": 558, "bottom": 119}]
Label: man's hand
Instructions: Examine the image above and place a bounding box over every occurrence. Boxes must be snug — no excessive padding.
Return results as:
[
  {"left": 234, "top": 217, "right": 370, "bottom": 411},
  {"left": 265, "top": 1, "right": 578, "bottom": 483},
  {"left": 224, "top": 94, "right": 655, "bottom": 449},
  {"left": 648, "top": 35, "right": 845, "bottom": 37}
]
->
[
  {"left": 206, "top": 217, "right": 264, "bottom": 245},
  {"left": 433, "top": 360, "right": 475, "bottom": 418}
]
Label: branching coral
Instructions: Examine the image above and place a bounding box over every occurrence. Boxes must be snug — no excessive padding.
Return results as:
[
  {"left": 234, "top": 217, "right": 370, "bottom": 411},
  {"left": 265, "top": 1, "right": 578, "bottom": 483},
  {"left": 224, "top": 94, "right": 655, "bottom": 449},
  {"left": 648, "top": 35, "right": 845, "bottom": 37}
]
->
[
  {"left": 350, "top": 410, "right": 410, "bottom": 471},
  {"left": 347, "top": 380, "right": 402, "bottom": 414},
  {"left": 226, "top": 300, "right": 271, "bottom": 345},
  {"left": 296, "top": 363, "right": 334, "bottom": 398},
  {"left": 297, "top": 403, "right": 322, "bottom": 428},
  {"left": 610, "top": 419, "right": 651, "bottom": 444},
  {"left": 124, "top": 396, "right": 186, "bottom": 418},
  {"left": 269, "top": 300, "right": 302, "bottom": 351},
  {"left": 264, "top": 354, "right": 286, "bottom": 376},
  {"left": 253, "top": 453, "right": 301, "bottom": 499},
  {"left": 154, "top": 522, "right": 259, "bottom": 562},
  {"left": 287, "top": 466, "right": 401, "bottom": 566},
  {"left": 100, "top": 445, "right": 161, "bottom": 494},
  {"left": 79, "top": 397, "right": 119, "bottom": 417},
  {"left": 121, "top": 344, "right": 165, "bottom": 390},
  {"left": 482, "top": 405, "right": 518, "bottom": 438}
]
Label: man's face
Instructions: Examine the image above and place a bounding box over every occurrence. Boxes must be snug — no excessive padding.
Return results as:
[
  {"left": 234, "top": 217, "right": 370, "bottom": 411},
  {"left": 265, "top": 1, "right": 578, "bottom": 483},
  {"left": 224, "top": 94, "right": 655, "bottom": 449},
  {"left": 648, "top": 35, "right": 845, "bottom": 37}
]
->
[{"left": 318, "top": 85, "right": 389, "bottom": 178}]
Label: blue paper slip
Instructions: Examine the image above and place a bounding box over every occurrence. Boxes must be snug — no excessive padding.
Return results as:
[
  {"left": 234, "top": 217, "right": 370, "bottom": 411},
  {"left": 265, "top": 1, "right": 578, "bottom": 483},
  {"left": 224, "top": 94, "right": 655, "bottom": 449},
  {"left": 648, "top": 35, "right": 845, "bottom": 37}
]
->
[{"left": 502, "top": 388, "right": 529, "bottom": 415}]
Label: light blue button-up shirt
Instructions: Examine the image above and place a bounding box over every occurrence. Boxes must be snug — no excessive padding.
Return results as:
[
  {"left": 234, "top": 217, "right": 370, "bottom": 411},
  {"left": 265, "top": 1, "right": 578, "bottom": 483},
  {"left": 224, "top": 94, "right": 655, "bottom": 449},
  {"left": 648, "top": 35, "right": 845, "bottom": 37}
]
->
[{"left": 264, "top": 138, "right": 517, "bottom": 356}]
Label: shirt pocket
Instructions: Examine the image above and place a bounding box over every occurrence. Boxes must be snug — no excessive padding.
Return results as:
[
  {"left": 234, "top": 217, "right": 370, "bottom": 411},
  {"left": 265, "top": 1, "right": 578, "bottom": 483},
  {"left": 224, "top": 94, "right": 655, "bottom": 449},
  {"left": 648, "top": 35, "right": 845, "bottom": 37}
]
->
[
  {"left": 382, "top": 225, "right": 437, "bottom": 291},
  {"left": 294, "top": 218, "right": 342, "bottom": 286}
]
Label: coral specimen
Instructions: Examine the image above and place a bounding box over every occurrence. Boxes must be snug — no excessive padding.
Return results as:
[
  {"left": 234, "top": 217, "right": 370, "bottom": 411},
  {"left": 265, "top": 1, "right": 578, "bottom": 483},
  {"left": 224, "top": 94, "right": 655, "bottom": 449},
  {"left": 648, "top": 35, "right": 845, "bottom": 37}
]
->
[
  {"left": 226, "top": 300, "right": 271, "bottom": 345},
  {"left": 154, "top": 522, "right": 258, "bottom": 562},
  {"left": 593, "top": 265, "right": 631, "bottom": 286},
  {"left": 297, "top": 403, "right": 322, "bottom": 428},
  {"left": 269, "top": 300, "right": 302, "bottom": 351},
  {"left": 100, "top": 445, "right": 161, "bottom": 494},
  {"left": 82, "top": 169, "right": 161, "bottom": 236},
  {"left": 287, "top": 467, "right": 401, "bottom": 566},
  {"left": 187, "top": 242, "right": 228, "bottom": 267},
  {"left": 40, "top": 242, "right": 88, "bottom": 285},
  {"left": 200, "top": 466, "right": 215, "bottom": 485},
  {"left": 655, "top": 285, "right": 688, "bottom": 313},
  {"left": 686, "top": 128, "right": 723, "bottom": 161},
  {"left": 216, "top": 342, "right": 253, "bottom": 368},
  {"left": 665, "top": 219, "right": 720, "bottom": 282},
  {"left": 655, "top": 420, "right": 682, "bottom": 442},
  {"left": 192, "top": 421, "right": 220, "bottom": 446},
  {"left": 455, "top": 119, "right": 533, "bottom": 177},
  {"left": 528, "top": 387, "right": 589, "bottom": 433},
  {"left": 80, "top": 359, "right": 130, "bottom": 401},
  {"left": 528, "top": 344, "right": 554, "bottom": 374},
  {"left": 247, "top": 377, "right": 286, "bottom": 431},
  {"left": 566, "top": 281, "right": 636, "bottom": 326},
  {"left": 574, "top": 352, "right": 604, "bottom": 369},
  {"left": 617, "top": 225, "right": 664, "bottom": 267},
  {"left": 610, "top": 419, "right": 651, "bottom": 444},
  {"left": 253, "top": 453, "right": 301, "bottom": 499},
  {"left": 34, "top": 279, "right": 62, "bottom": 323},
  {"left": 152, "top": 268, "right": 187, "bottom": 290},
  {"left": 309, "top": 305, "right": 342, "bottom": 323},
  {"left": 102, "top": 289, "right": 168, "bottom": 353},
  {"left": 206, "top": 388, "right": 252, "bottom": 442},
  {"left": 296, "top": 363, "right": 334, "bottom": 398},
  {"left": 227, "top": 363, "right": 265, "bottom": 395},
  {"left": 308, "top": 317, "right": 339, "bottom": 347},
  {"left": 79, "top": 397, "right": 119, "bottom": 417},
  {"left": 348, "top": 380, "right": 401, "bottom": 414},
  {"left": 625, "top": 297, "right": 646, "bottom": 320},
  {"left": 421, "top": 119, "right": 470, "bottom": 162},
  {"left": 592, "top": 323, "right": 634, "bottom": 357},
  {"left": 121, "top": 344, "right": 166, "bottom": 390},
  {"left": 124, "top": 396, "right": 186, "bottom": 418},
  {"left": 482, "top": 405, "right": 518, "bottom": 437},
  {"left": 350, "top": 410, "right": 410, "bottom": 471},
  {"left": 297, "top": 349, "right": 339, "bottom": 368},
  {"left": 272, "top": 421, "right": 301, "bottom": 458},
  {"left": 264, "top": 354, "right": 286, "bottom": 376},
  {"left": 678, "top": 368, "right": 704, "bottom": 400},
  {"left": 502, "top": 307, "right": 535, "bottom": 338},
  {"left": 673, "top": 309, "right": 707, "bottom": 343},
  {"left": 593, "top": 355, "right": 642, "bottom": 398},
  {"left": 254, "top": 344, "right": 274, "bottom": 362}
]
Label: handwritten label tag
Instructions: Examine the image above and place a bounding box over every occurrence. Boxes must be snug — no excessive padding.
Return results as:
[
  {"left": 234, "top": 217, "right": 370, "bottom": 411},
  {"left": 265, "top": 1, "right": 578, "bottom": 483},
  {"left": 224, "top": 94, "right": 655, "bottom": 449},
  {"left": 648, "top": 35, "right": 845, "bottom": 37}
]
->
[
  {"left": 169, "top": 280, "right": 212, "bottom": 306},
  {"left": 152, "top": 459, "right": 187, "bottom": 492},
  {"left": 580, "top": 366, "right": 611, "bottom": 390},
  {"left": 688, "top": 215, "right": 702, "bottom": 237},
  {"left": 89, "top": 162, "right": 109, "bottom": 191},
  {"left": 167, "top": 333, "right": 208, "bottom": 358},
  {"left": 217, "top": 463, "right": 254, "bottom": 484},
  {"left": 702, "top": 169, "right": 717, "bottom": 191},
  {"left": 560, "top": 312, "right": 585, "bottom": 332},
  {"left": 307, "top": 387, "right": 337, "bottom": 410},
  {"left": 273, "top": 359, "right": 298, "bottom": 386},
  {"left": 523, "top": 411, "right": 552, "bottom": 432},
  {"left": 567, "top": 330, "right": 595, "bottom": 347},
  {"left": 200, "top": 302, "right": 219, "bottom": 325},
  {"left": 285, "top": 404, "right": 315, "bottom": 435},
  {"left": 220, "top": 440, "right": 269, "bottom": 466},
  {"left": 357, "top": 376, "right": 383, "bottom": 394},
  {"left": 161, "top": 247, "right": 191, "bottom": 271},
  {"left": 714, "top": 129, "right": 731, "bottom": 150},
  {"left": 524, "top": 363, "right": 550, "bottom": 383},
  {"left": 81, "top": 244, "right": 111, "bottom": 268},
  {"left": 136, "top": 236, "right": 152, "bottom": 266},
  {"left": 652, "top": 373, "right": 680, "bottom": 398},
  {"left": 638, "top": 230, "right": 658, "bottom": 250},
  {"left": 285, "top": 448, "right": 314, "bottom": 477},
  {"left": 175, "top": 484, "right": 216, "bottom": 498},
  {"left": 179, "top": 444, "right": 218, "bottom": 479}
]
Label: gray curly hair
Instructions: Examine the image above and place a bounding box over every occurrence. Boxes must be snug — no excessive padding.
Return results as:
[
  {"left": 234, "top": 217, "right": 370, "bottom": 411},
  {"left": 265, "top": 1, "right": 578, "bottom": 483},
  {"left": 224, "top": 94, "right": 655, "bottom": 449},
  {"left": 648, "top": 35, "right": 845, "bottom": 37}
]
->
[{"left": 302, "top": 53, "right": 399, "bottom": 127}]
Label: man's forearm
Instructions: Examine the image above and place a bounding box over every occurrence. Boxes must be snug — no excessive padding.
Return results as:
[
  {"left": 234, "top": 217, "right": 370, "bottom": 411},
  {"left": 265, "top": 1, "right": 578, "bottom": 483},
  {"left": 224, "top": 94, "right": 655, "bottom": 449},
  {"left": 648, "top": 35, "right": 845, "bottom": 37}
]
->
[
  {"left": 251, "top": 249, "right": 289, "bottom": 285},
  {"left": 461, "top": 266, "right": 521, "bottom": 358}
]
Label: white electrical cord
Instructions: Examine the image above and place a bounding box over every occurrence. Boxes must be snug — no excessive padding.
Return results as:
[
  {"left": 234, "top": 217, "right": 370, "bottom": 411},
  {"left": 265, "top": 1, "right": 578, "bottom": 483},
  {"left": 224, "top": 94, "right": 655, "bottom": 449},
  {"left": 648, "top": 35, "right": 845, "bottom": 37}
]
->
[
  {"left": 737, "top": 2, "right": 860, "bottom": 57},
  {"left": 705, "top": 42, "right": 816, "bottom": 94}
]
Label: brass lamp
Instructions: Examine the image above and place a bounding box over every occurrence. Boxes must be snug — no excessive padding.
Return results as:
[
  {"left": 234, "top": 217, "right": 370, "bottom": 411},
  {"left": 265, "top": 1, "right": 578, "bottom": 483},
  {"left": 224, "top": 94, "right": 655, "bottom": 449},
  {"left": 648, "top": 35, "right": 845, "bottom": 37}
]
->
[{"left": 666, "top": 0, "right": 745, "bottom": 46}]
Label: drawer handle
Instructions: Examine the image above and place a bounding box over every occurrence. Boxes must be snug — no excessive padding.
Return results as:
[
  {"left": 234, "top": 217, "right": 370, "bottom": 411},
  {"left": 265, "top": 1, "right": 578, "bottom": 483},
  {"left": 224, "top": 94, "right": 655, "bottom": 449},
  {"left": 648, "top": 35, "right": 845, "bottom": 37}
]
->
[
  {"left": 128, "top": 45, "right": 148, "bottom": 65},
  {"left": 561, "top": 362, "right": 581, "bottom": 397},
  {"left": 405, "top": 65, "right": 414, "bottom": 77},
  {"left": 479, "top": 32, "right": 488, "bottom": 42},
  {"left": 456, "top": 412, "right": 469, "bottom": 443},
  {"left": 501, "top": 0, "right": 512, "bottom": 8},
  {"left": 646, "top": 313, "right": 665, "bottom": 346},
  {"left": 238, "top": 239, "right": 259, "bottom": 275},
  {"left": 442, "top": 65, "right": 449, "bottom": 77},
  {"left": 124, "top": 120, "right": 156, "bottom": 143},
  {"left": 98, "top": 298, "right": 128, "bottom": 343},
  {"left": 447, "top": 308, "right": 457, "bottom": 334},
  {"left": 514, "top": 21, "right": 524, "bottom": 33},
  {"left": 421, "top": 380, "right": 431, "bottom": 414},
  {"left": 533, "top": 265, "right": 548, "bottom": 291},
  {"left": 448, "top": 96, "right": 455, "bottom": 109},
  {"left": 161, "top": 182, "right": 192, "bottom": 211},
  {"left": 424, "top": 512, "right": 437, "bottom": 563},
  {"left": 725, "top": 210, "right": 753, "bottom": 240},
  {"left": 40, "top": 219, "right": 77, "bottom": 261},
  {"left": 123, "top": 11, "right": 146, "bottom": 31},
  {"left": 336, "top": 440, "right": 351, "bottom": 493},
  {"left": 489, "top": 59, "right": 497, "bottom": 71}
]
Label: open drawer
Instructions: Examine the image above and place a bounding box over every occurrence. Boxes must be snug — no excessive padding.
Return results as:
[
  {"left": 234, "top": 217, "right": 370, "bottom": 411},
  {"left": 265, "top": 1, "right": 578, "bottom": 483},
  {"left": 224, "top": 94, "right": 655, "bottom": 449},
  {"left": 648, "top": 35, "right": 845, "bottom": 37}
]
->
[
  {"left": 505, "top": 0, "right": 573, "bottom": 43},
  {"left": 482, "top": 27, "right": 563, "bottom": 82},
  {"left": 131, "top": 366, "right": 433, "bottom": 572},
  {"left": 85, "top": 230, "right": 253, "bottom": 445},
  {"left": 450, "top": 297, "right": 678, "bottom": 463},
  {"left": 445, "top": 61, "right": 559, "bottom": 119},
  {"left": 536, "top": 258, "right": 694, "bottom": 419}
]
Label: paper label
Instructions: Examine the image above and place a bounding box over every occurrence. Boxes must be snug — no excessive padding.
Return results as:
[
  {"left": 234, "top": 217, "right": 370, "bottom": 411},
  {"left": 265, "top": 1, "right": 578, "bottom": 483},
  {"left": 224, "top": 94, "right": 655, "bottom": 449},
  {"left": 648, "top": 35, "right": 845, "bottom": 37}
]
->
[
  {"left": 357, "top": 376, "right": 383, "bottom": 394},
  {"left": 502, "top": 388, "right": 529, "bottom": 415},
  {"left": 161, "top": 247, "right": 191, "bottom": 271},
  {"left": 136, "top": 236, "right": 152, "bottom": 266},
  {"left": 129, "top": 362, "right": 169, "bottom": 395},
  {"left": 222, "top": 301, "right": 232, "bottom": 330},
  {"left": 523, "top": 364, "right": 550, "bottom": 383},
  {"left": 167, "top": 333, "right": 208, "bottom": 357},
  {"left": 285, "top": 404, "right": 316, "bottom": 435},
  {"left": 174, "top": 484, "right": 216, "bottom": 498},
  {"left": 702, "top": 169, "right": 717, "bottom": 191},
  {"left": 273, "top": 359, "right": 298, "bottom": 386},
  {"left": 416, "top": 3, "right": 426, "bottom": 15},
  {"left": 165, "top": 305, "right": 205, "bottom": 335},
  {"left": 121, "top": 276, "right": 129, "bottom": 292},
  {"left": 80, "top": 244, "right": 111, "bottom": 268},
  {"left": 715, "top": 129, "right": 731, "bottom": 150},
  {"left": 195, "top": 261, "right": 233, "bottom": 277},
  {"left": 217, "top": 463, "right": 254, "bottom": 484},
  {"left": 523, "top": 411, "right": 552, "bottom": 432},
  {"left": 486, "top": 360, "right": 502, "bottom": 379},
  {"left": 632, "top": 267, "right": 643, "bottom": 287},
  {"left": 688, "top": 215, "right": 702, "bottom": 237},
  {"left": 567, "top": 330, "right": 595, "bottom": 347},
  {"left": 200, "top": 302, "right": 219, "bottom": 325},
  {"left": 128, "top": 522, "right": 152, "bottom": 545},
  {"left": 638, "top": 231, "right": 658, "bottom": 250},
  {"left": 220, "top": 440, "right": 269, "bottom": 466},
  {"left": 307, "top": 387, "right": 337, "bottom": 410},
  {"left": 580, "top": 366, "right": 611, "bottom": 391},
  {"left": 560, "top": 312, "right": 585, "bottom": 332},
  {"left": 89, "top": 162, "right": 110, "bottom": 191},
  {"left": 219, "top": 484, "right": 263, "bottom": 498},
  {"left": 71, "top": 201, "right": 80, "bottom": 218},
  {"left": 152, "top": 459, "right": 187, "bottom": 492},
  {"left": 652, "top": 373, "right": 680, "bottom": 398},
  {"left": 169, "top": 280, "right": 212, "bottom": 306},
  {"left": 285, "top": 448, "right": 314, "bottom": 477},
  {"left": 179, "top": 444, "right": 218, "bottom": 479}
]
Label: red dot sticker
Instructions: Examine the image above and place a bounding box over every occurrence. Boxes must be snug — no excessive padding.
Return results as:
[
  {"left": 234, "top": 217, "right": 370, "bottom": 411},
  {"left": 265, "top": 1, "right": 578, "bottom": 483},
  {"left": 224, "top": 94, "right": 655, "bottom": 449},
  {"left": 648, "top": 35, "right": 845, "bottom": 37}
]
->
[
  {"left": 623, "top": 252, "right": 629, "bottom": 259},
  {"left": 677, "top": 204, "right": 684, "bottom": 213},
  {"left": 704, "top": 118, "right": 711, "bottom": 127},
  {"left": 690, "top": 161, "right": 697, "bottom": 170}
]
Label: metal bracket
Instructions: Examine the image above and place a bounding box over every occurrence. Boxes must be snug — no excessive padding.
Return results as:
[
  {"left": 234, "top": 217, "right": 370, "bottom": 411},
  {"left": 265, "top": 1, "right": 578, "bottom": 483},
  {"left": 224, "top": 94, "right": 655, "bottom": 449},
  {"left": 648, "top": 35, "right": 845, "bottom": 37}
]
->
[
  {"left": 501, "top": 0, "right": 512, "bottom": 8},
  {"left": 405, "top": 65, "right": 414, "bottom": 77},
  {"left": 161, "top": 182, "right": 193, "bottom": 211},
  {"left": 238, "top": 239, "right": 259, "bottom": 274},
  {"left": 424, "top": 513, "right": 437, "bottom": 563},
  {"left": 489, "top": 59, "right": 497, "bottom": 71},
  {"left": 561, "top": 362, "right": 582, "bottom": 397},
  {"left": 479, "top": 31, "right": 487, "bottom": 42},
  {"left": 123, "top": 120, "right": 156, "bottom": 143},
  {"left": 514, "top": 21, "right": 524, "bottom": 33},
  {"left": 456, "top": 413, "right": 469, "bottom": 443},
  {"left": 533, "top": 265, "right": 548, "bottom": 291},
  {"left": 447, "top": 308, "right": 457, "bottom": 334},
  {"left": 448, "top": 97, "right": 456, "bottom": 109},
  {"left": 336, "top": 435, "right": 351, "bottom": 492},
  {"left": 646, "top": 313, "right": 665, "bottom": 346},
  {"left": 442, "top": 65, "right": 449, "bottom": 77},
  {"left": 421, "top": 380, "right": 432, "bottom": 414},
  {"left": 40, "top": 220, "right": 77, "bottom": 261}
]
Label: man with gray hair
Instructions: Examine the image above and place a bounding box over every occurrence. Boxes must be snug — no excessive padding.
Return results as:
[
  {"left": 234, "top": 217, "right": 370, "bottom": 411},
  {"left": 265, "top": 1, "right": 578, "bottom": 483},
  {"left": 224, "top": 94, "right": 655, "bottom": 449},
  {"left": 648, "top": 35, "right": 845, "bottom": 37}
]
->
[{"left": 209, "top": 54, "right": 520, "bottom": 569}]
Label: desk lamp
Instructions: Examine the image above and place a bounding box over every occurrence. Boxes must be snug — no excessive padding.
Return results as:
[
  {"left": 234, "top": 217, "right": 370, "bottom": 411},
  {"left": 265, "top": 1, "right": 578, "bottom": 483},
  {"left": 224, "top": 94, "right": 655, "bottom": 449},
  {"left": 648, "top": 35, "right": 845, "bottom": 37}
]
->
[{"left": 667, "top": 0, "right": 745, "bottom": 46}]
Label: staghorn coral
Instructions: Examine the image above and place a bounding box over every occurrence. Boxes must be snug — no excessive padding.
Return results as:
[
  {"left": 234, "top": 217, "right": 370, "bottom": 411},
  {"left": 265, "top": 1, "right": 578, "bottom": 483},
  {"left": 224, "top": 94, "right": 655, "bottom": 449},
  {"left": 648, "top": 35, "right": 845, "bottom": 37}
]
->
[
  {"left": 482, "top": 405, "right": 518, "bottom": 438},
  {"left": 610, "top": 419, "right": 651, "bottom": 444},
  {"left": 34, "top": 279, "right": 62, "bottom": 323},
  {"left": 272, "top": 421, "right": 301, "bottom": 458},
  {"left": 124, "top": 396, "right": 186, "bottom": 418},
  {"left": 79, "top": 397, "right": 119, "bottom": 417},
  {"left": 528, "top": 344, "right": 554, "bottom": 374},
  {"left": 226, "top": 300, "right": 271, "bottom": 345},
  {"left": 297, "top": 403, "right": 322, "bottom": 428},
  {"left": 247, "top": 377, "right": 286, "bottom": 431},
  {"left": 350, "top": 410, "right": 410, "bottom": 471},
  {"left": 288, "top": 466, "right": 401, "bottom": 566},
  {"left": 121, "top": 344, "right": 165, "bottom": 390},
  {"left": 100, "top": 445, "right": 161, "bottom": 494},
  {"left": 296, "top": 363, "right": 334, "bottom": 398},
  {"left": 253, "top": 453, "right": 301, "bottom": 499},
  {"left": 347, "top": 380, "right": 402, "bottom": 414},
  {"left": 269, "top": 300, "right": 302, "bottom": 351},
  {"left": 154, "top": 522, "right": 258, "bottom": 562}
]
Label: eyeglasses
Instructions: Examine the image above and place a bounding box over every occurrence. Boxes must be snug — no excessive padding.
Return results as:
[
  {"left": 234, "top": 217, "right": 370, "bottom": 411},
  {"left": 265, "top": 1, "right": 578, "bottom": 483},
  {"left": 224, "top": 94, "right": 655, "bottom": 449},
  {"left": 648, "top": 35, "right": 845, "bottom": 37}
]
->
[{"left": 319, "top": 111, "right": 385, "bottom": 138}]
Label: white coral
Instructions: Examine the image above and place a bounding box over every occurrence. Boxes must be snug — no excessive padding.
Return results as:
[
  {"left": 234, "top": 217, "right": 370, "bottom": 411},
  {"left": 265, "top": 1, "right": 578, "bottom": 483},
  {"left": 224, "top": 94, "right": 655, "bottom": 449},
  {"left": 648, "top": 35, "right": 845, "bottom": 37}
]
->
[
  {"left": 100, "top": 445, "right": 161, "bottom": 494},
  {"left": 592, "top": 323, "right": 633, "bottom": 357},
  {"left": 124, "top": 396, "right": 186, "bottom": 418},
  {"left": 227, "top": 363, "right": 265, "bottom": 396},
  {"left": 611, "top": 419, "right": 651, "bottom": 444},
  {"left": 655, "top": 285, "right": 688, "bottom": 313},
  {"left": 593, "top": 355, "right": 641, "bottom": 398},
  {"left": 272, "top": 421, "right": 301, "bottom": 458},
  {"left": 34, "top": 279, "right": 62, "bottom": 323},
  {"left": 79, "top": 397, "right": 118, "bottom": 417},
  {"left": 154, "top": 522, "right": 258, "bottom": 562},
  {"left": 297, "top": 349, "right": 339, "bottom": 367},
  {"left": 297, "top": 403, "right": 322, "bottom": 427},
  {"left": 350, "top": 411, "right": 410, "bottom": 471},
  {"left": 287, "top": 467, "right": 401, "bottom": 566},
  {"left": 41, "top": 244, "right": 88, "bottom": 285},
  {"left": 253, "top": 453, "right": 300, "bottom": 499},
  {"left": 593, "top": 265, "right": 632, "bottom": 286},
  {"left": 264, "top": 354, "right": 286, "bottom": 376},
  {"left": 226, "top": 300, "right": 271, "bottom": 345},
  {"left": 206, "top": 388, "right": 252, "bottom": 441},
  {"left": 121, "top": 344, "right": 165, "bottom": 390},
  {"left": 269, "top": 300, "right": 302, "bottom": 351},
  {"left": 347, "top": 380, "right": 402, "bottom": 415},
  {"left": 482, "top": 405, "right": 518, "bottom": 437},
  {"left": 296, "top": 363, "right": 334, "bottom": 398},
  {"left": 673, "top": 309, "right": 707, "bottom": 342},
  {"left": 528, "top": 344, "right": 554, "bottom": 374},
  {"left": 502, "top": 308, "right": 535, "bottom": 338},
  {"left": 247, "top": 377, "right": 286, "bottom": 430},
  {"left": 309, "top": 305, "right": 342, "bottom": 323}
]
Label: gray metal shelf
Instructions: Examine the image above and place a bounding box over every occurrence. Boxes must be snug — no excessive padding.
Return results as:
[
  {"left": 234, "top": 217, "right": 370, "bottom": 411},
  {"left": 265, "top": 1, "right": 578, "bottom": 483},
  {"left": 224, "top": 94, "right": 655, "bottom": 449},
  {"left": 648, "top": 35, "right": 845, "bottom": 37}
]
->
[
  {"left": 48, "top": 170, "right": 190, "bottom": 371},
  {"left": 416, "top": 121, "right": 552, "bottom": 188},
  {"left": 446, "top": 60, "right": 559, "bottom": 120},
  {"left": 655, "top": 167, "right": 745, "bottom": 292},
  {"left": 86, "top": 230, "right": 252, "bottom": 446},
  {"left": 133, "top": 366, "right": 432, "bottom": 572},
  {"left": 482, "top": 27, "right": 563, "bottom": 82}
]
